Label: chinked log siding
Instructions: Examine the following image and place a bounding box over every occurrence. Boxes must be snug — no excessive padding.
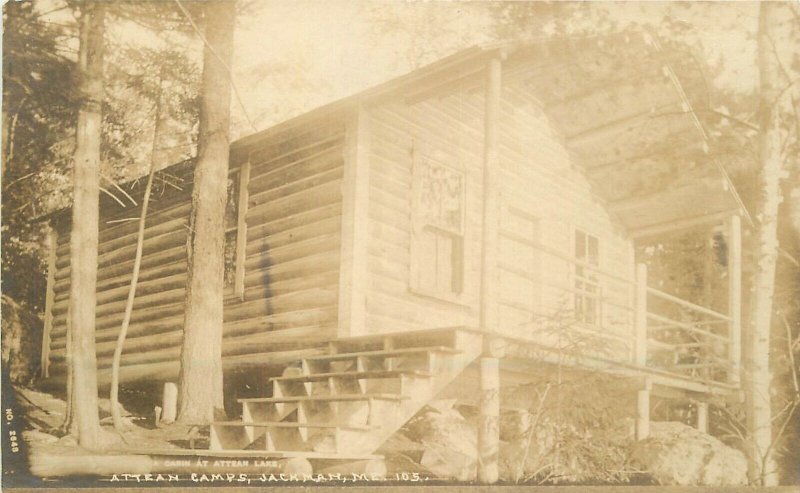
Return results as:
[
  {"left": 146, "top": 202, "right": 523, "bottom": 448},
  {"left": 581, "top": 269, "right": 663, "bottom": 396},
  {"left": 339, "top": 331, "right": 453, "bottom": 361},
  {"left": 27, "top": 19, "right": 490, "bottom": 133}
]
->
[{"left": 45, "top": 121, "right": 346, "bottom": 384}]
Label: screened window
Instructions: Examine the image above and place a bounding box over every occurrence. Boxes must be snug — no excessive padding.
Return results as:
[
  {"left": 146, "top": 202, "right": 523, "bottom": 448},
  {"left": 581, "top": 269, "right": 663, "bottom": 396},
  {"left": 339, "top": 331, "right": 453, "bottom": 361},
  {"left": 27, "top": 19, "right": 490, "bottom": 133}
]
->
[
  {"left": 410, "top": 155, "right": 465, "bottom": 299},
  {"left": 574, "top": 230, "right": 600, "bottom": 325},
  {"left": 223, "top": 163, "right": 249, "bottom": 298},
  {"left": 223, "top": 172, "right": 239, "bottom": 291}
]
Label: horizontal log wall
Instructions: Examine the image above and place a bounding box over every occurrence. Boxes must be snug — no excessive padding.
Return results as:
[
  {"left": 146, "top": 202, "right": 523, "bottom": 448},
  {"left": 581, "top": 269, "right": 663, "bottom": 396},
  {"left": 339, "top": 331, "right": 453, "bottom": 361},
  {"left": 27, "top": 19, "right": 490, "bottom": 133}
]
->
[{"left": 47, "top": 121, "right": 344, "bottom": 384}]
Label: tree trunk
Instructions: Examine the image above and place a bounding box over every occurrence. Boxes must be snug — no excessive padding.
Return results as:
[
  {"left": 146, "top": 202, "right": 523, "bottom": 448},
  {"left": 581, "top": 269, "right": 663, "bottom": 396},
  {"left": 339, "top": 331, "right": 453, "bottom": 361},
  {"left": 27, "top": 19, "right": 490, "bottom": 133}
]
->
[
  {"left": 67, "top": 0, "right": 105, "bottom": 449},
  {"left": 177, "top": 0, "right": 235, "bottom": 425},
  {"left": 60, "top": 307, "right": 77, "bottom": 436},
  {"left": 746, "top": 1, "right": 785, "bottom": 486},
  {"left": 109, "top": 70, "right": 165, "bottom": 431}
]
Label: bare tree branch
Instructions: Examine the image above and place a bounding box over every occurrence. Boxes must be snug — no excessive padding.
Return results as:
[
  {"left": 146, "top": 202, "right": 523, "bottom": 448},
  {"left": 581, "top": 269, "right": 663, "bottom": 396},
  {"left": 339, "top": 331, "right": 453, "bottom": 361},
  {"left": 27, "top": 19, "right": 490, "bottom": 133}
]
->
[
  {"left": 703, "top": 107, "right": 760, "bottom": 132},
  {"left": 101, "top": 173, "right": 138, "bottom": 206}
]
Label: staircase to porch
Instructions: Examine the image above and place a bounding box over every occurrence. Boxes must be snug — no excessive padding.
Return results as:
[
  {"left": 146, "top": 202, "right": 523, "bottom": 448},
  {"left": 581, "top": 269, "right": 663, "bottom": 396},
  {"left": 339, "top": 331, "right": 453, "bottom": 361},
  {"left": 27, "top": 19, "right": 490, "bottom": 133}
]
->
[{"left": 208, "top": 328, "right": 482, "bottom": 460}]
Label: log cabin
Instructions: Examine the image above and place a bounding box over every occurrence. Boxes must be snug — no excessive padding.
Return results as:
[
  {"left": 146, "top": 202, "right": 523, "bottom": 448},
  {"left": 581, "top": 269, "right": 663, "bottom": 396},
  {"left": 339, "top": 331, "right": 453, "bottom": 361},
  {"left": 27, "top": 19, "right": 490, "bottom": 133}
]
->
[{"left": 38, "top": 33, "right": 748, "bottom": 479}]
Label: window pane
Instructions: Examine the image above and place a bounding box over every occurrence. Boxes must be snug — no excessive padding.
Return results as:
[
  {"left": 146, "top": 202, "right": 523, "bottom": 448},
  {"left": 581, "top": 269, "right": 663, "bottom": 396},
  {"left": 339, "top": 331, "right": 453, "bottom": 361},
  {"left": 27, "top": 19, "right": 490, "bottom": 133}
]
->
[
  {"left": 224, "top": 230, "right": 238, "bottom": 288},
  {"left": 418, "top": 227, "right": 438, "bottom": 292},
  {"left": 225, "top": 174, "right": 239, "bottom": 229},
  {"left": 588, "top": 235, "right": 599, "bottom": 266},
  {"left": 436, "top": 233, "right": 453, "bottom": 293},
  {"left": 575, "top": 230, "right": 586, "bottom": 260},
  {"left": 418, "top": 162, "right": 463, "bottom": 234},
  {"left": 451, "top": 233, "right": 464, "bottom": 294},
  {"left": 574, "top": 229, "right": 600, "bottom": 325}
]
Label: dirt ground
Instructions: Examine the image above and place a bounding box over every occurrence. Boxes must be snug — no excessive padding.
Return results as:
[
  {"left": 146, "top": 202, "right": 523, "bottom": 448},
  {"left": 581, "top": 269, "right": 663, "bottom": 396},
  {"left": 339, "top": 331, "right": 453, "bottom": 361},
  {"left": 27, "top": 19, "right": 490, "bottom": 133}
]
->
[
  {"left": 9, "top": 384, "right": 432, "bottom": 481},
  {"left": 11, "top": 384, "right": 205, "bottom": 472}
]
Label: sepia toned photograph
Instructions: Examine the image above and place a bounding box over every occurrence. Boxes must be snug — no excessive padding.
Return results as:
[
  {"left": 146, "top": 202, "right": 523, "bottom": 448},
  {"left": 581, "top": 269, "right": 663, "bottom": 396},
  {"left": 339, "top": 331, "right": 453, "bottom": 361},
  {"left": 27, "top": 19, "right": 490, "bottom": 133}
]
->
[{"left": 1, "top": 0, "right": 799, "bottom": 490}]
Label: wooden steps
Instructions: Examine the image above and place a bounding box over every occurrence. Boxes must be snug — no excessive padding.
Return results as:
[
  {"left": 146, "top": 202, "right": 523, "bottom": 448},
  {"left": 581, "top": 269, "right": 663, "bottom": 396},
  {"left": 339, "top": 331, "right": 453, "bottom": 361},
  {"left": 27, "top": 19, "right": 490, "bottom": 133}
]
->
[
  {"left": 271, "top": 369, "right": 432, "bottom": 382},
  {"left": 302, "top": 346, "right": 460, "bottom": 362},
  {"left": 211, "top": 417, "right": 380, "bottom": 453},
  {"left": 209, "top": 329, "right": 484, "bottom": 466}
]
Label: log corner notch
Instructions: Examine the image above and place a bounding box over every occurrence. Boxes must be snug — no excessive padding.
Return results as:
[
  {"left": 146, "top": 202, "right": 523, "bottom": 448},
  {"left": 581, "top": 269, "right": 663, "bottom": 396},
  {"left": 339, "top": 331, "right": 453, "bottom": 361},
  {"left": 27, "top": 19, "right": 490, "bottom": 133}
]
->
[{"left": 337, "top": 106, "right": 370, "bottom": 338}]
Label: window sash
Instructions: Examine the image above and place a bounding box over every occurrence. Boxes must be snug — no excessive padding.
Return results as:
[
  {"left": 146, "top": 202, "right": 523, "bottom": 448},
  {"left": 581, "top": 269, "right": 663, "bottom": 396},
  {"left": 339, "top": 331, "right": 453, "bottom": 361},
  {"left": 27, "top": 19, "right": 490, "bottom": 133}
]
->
[
  {"left": 410, "top": 150, "right": 466, "bottom": 299},
  {"left": 574, "top": 229, "right": 601, "bottom": 325},
  {"left": 223, "top": 165, "right": 248, "bottom": 297}
]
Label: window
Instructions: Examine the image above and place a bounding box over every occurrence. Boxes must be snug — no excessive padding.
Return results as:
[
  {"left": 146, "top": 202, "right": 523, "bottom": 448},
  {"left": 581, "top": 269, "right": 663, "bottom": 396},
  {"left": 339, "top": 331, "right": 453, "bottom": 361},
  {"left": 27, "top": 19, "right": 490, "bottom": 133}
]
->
[
  {"left": 223, "top": 162, "right": 250, "bottom": 298},
  {"left": 410, "top": 152, "right": 465, "bottom": 299},
  {"left": 574, "top": 230, "right": 600, "bottom": 325}
]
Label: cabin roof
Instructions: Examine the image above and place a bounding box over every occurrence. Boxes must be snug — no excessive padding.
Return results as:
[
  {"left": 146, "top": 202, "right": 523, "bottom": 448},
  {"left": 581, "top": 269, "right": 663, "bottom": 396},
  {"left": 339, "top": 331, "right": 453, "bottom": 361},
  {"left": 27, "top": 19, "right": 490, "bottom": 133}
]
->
[
  {"left": 43, "top": 31, "right": 748, "bottom": 234},
  {"left": 232, "top": 30, "right": 749, "bottom": 234}
]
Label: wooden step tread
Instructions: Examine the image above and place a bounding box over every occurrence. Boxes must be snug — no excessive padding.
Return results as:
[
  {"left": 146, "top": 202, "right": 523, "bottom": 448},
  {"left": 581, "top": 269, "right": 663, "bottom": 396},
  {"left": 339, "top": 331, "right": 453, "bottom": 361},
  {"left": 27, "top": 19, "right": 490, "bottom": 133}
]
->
[
  {"left": 238, "top": 393, "right": 408, "bottom": 404},
  {"left": 211, "top": 421, "right": 372, "bottom": 431},
  {"left": 272, "top": 369, "right": 433, "bottom": 382},
  {"left": 304, "top": 346, "right": 461, "bottom": 362},
  {"left": 332, "top": 326, "right": 464, "bottom": 346}
]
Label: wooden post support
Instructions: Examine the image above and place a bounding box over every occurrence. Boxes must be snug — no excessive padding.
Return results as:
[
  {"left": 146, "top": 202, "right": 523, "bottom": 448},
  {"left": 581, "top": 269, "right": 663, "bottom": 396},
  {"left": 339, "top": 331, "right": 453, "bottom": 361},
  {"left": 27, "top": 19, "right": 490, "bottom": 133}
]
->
[
  {"left": 635, "top": 378, "right": 651, "bottom": 441},
  {"left": 161, "top": 382, "right": 178, "bottom": 424},
  {"left": 478, "top": 357, "right": 500, "bottom": 484},
  {"left": 233, "top": 159, "right": 251, "bottom": 299},
  {"left": 337, "top": 107, "right": 370, "bottom": 337},
  {"left": 696, "top": 401, "right": 709, "bottom": 434},
  {"left": 41, "top": 228, "right": 59, "bottom": 378},
  {"left": 727, "top": 214, "right": 742, "bottom": 386},
  {"left": 634, "top": 263, "right": 648, "bottom": 367},
  {"left": 480, "top": 56, "right": 502, "bottom": 335}
]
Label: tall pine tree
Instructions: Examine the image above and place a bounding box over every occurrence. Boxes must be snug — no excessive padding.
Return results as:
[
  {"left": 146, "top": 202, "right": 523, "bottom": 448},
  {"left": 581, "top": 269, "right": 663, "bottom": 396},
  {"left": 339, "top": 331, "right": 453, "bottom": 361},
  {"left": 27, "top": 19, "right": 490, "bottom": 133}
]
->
[
  {"left": 177, "top": 0, "right": 236, "bottom": 424},
  {"left": 66, "top": 0, "right": 107, "bottom": 449}
]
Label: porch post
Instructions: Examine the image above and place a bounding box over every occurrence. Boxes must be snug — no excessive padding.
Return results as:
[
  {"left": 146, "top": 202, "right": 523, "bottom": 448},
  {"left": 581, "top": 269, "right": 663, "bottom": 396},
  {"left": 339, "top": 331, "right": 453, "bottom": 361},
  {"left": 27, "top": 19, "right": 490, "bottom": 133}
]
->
[
  {"left": 161, "top": 382, "right": 178, "bottom": 424},
  {"left": 477, "top": 55, "right": 502, "bottom": 485},
  {"left": 696, "top": 401, "right": 709, "bottom": 434},
  {"left": 634, "top": 266, "right": 650, "bottom": 440},
  {"left": 634, "top": 263, "right": 648, "bottom": 366},
  {"left": 478, "top": 357, "right": 500, "bottom": 484},
  {"left": 727, "top": 214, "right": 742, "bottom": 386},
  {"left": 480, "top": 55, "right": 502, "bottom": 335},
  {"left": 636, "top": 378, "right": 651, "bottom": 440}
]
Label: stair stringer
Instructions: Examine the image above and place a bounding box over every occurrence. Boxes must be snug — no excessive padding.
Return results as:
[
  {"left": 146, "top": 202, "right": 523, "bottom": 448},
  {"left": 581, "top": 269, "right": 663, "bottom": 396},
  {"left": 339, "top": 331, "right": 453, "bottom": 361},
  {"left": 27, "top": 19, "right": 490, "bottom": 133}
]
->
[{"left": 338, "top": 331, "right": 483, "bottom": 455}]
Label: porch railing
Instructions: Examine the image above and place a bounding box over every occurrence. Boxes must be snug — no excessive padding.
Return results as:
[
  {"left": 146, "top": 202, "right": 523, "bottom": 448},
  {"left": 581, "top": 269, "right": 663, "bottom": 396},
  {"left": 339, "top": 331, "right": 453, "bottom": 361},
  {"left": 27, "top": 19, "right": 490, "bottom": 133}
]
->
[
  {"left": 635, "top": 263, "right": 735, "bottom": 385},
  {"left": 497, "top": 224, "right": 739, "bottom": 385}
]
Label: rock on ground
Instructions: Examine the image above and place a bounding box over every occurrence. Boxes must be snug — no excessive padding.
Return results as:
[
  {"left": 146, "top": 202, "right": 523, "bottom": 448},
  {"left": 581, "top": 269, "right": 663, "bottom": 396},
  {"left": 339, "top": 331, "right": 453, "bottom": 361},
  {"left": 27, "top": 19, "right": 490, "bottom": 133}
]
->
[
  {"left": 400, "top": 403, "right": 549, "bottom": 482},
  {"left": 403, "top": 402, "right": 477, "bottom": 481},
  {"left": 629, "top": 421, "right": 747, "bottom": 486}
]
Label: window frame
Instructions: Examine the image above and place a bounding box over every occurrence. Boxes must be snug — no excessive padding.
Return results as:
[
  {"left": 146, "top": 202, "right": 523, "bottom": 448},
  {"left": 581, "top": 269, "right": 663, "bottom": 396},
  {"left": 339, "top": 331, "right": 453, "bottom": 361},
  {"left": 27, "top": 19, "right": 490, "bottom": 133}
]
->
[
  {"left": 223, "top": 161, "right": 250, "bottom": 300},
  {"left": 408, "top": 147, "right": 467, "bottom": 305},
  {"left": 573, "top": 228, "right": 602, "bottom": 326}
]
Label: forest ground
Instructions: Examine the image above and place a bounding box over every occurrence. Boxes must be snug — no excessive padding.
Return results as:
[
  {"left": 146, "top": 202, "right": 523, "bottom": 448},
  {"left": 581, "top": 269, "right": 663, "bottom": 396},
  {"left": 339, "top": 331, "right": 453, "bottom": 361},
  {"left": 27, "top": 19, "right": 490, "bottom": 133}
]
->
[{"left": 8, "top": 384, "right": 429, "bottom": 482}]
